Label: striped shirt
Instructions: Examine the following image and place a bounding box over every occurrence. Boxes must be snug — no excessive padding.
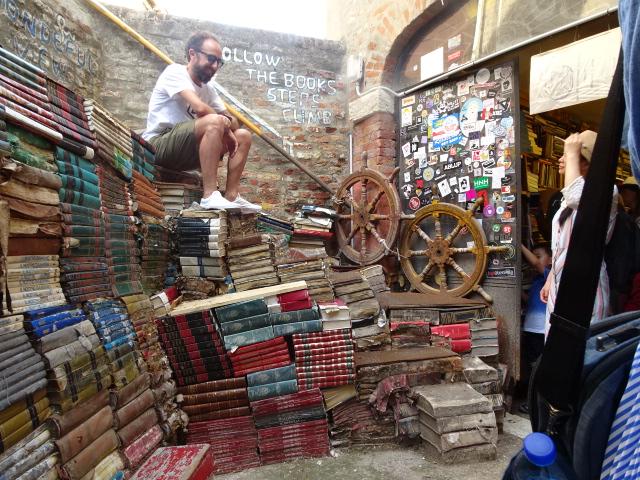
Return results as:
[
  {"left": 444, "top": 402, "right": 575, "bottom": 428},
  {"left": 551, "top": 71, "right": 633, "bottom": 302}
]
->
[{"left": 545, "top": 176, "right": 618, "bottom": 336}]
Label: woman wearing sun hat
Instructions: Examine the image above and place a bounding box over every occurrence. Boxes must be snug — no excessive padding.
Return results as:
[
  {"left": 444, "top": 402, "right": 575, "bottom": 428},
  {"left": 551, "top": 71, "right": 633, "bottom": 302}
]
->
[{"left": 540, "top": 131, "right": 619, "bottom": 336}]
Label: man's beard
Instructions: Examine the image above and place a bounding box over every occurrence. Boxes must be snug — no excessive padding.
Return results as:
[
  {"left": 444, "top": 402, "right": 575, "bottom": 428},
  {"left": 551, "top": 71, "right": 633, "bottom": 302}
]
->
[{"left": 194, "top": 64, "right": 214, "bottom": 84}]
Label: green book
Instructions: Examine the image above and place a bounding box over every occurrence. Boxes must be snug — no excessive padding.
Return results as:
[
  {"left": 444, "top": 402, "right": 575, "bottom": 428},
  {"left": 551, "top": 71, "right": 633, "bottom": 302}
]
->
[
  {"left": 215, "top": 299, "right": 268, "bottom": 323},
  {"left": 273, "top": 319, "right": 323, "bottom": 337},
  {"left": 247, "top": 379, "right": 298, "bottom": 402},
  {"left": 219, "top": 313, "right": 271, "bottom": 336},
  {"left": 223, "top": 325, "right": 274, "bottom": 349},
  {"left": 270, "top": 307, "right": 319, "bottom": 325},
  {"left": 247, "top": 364, "right": 296, "bottom": 387}
]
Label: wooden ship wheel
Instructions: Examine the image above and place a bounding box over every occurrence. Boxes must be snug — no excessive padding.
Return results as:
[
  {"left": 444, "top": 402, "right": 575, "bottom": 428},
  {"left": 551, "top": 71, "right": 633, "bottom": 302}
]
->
[
  {"left": 333, "top": 154, "right": 405, "bottom": 265},
  {"left": 399, "top": 199, "right": 508, "bottom": 302}
]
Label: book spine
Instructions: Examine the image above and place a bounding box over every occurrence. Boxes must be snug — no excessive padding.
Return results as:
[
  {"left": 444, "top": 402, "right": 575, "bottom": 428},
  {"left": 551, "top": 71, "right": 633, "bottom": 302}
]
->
[
  {"left": 273, "top": 320, "right": 322, "bottom": 337},
  {"left": 181, "top": 388, "right": 248, "bottom": 405},
  {"left": 219, "top": 313, "right": 271, "bottom": 336},
  {"left": 215, "top": 300, "right": 268, "bottom": 323},
  {"left": 181, "top": 266, "right": 224, "bottom": 277},
  {"left": 246, "top": 364, "right": 296, "bottom": 387},
  {"left": 223, "top": 326, "right": 275, "bottom": 349},
  {"left": 247, "top": 379, "right": 298, "bottom": 402},
  {"left": 270, "top": 307, "right": 319, "bottom": 326}
]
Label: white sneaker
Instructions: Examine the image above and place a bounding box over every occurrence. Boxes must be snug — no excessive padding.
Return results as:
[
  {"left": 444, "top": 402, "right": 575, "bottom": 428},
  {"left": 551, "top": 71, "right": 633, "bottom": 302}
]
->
[
  {"left": 229, "top": 195, "right": 262, "bottom": 212},
  {"left": 200, "top": 191, "right": 237, "bottom": 210}
]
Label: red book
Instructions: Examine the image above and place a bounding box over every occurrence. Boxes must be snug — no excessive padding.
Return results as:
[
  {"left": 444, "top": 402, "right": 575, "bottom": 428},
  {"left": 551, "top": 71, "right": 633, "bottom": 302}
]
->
[
  {"left": 231, "top": 353, "right": 291, "bottom": 372},
  {"left": 431, "top": 323, "right": 470, "bottom": 340},
  {"left": 293, "top": 340, "right": 353, "bottom": 351},
  {"left": 293, "top": 229, "right": 334, "bottom": 239},
  {"left": 280, "top": 298, "right": 313, "bottom": 312},
  {"left": 295, "top": 351, "right": 354, "bottom": 364},
  {"left": 131, "top": 445, "right": 215, "bottom": 480},
  {"left": 295, "top": 364, "right": 354, "bottom": 374},
  {"left": 292, "top": 330, "right": 352, "bottom": 342},
  {"left": 229, "top": 343, "right": 288, "bottom": 363},
  {"left": 277, "top": 289, "right": 310, "bottom": 303},
  {"left": 451, "top": 339, "right": 472, "bottom": 353},
  {"left": 228, "top": 337, "right": 287, "bottom": 356}
]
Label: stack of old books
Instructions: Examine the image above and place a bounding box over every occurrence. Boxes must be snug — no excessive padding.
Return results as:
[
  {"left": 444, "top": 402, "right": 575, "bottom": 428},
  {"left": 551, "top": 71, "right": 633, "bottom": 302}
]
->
[
  {"left": 412, "top": 382, "right": 497, "bottom": 462},
  {"left": 431, "top": 323, "right": 472, "bottom": 353},
  {"left": 386, "top": 307, "right": 431, "bottom": 349},
  {"left": 469, "top": 314, "right": 499, "bottom": 358},
  {"left": 184, "top": 414, "right": 260, "bottom": 474},
  {"left": 228, "top": 337, "right": 291, "bottom": 377},
  {"left": 86, "top": 299, "right": 143, "bottom": 395},
  {"left": 0, "top": 423, "right": 58, "bottom": 479},
  {"left": 269, "top": 290, "right": 323, "bottom": 337},
  {"left": 453, "top": 356, "right": 505, "bottom": 431},
  {"left": 56, "top": 146, "right": 112, "bottom": 303},
  {"left": 276, "top": 258, "right": 334, "bottom": 302},
  {"left": 178, "top": 377, "right": 249, "bottom": 423},
  {"left": 3, "top": 255, "right": 65, "bottom": 314},
  {"left": 23, "top": 305, "right": 109, "bottom": 413},
  {"left": 329, "top": 395, "right": 394, "bottom": 446},
  {"left": 113, "top": 378, "right": 163, "bottom": 472},
  {"left": 84, "top": 99, "right": 133, "bottom": 179},
  {"left": 97, "top": 163, "right": 143, "bottom": 297},
  {"left": 290, "top": 205, "right": 334, "bottom": 254},
  {"left": 247, "top": 364, "right": 298, "bottom": 402},
  {"left": 360, "top": 264, "right": 389, "bottom": 294},
  {"left": 139, "top": 222, "right": 170, "bottom": 295},
  {"left": 256, "top": 212, "right": 293, "bottom": 237},
  {"left": 354, "top": 347, "right": 462, "bottom": 402},
  {"left": 46, "top": 77, "right": 98, "bottom": 156},
  {"left": 329, "top": 270, "right": 388, "bottom": 351},
  {"left": 155, "top": 182, "right": 201, "bottom": 214},
  {"left": 251, "top": 389, "right": 330, "bottom": 464},
  {"left": 368, "top": 375, "right": 420, "bottom": 442},
  {"left": 130, "top": 131, "right": 157, "bottom": 182},
  {"left": 226, "top": 235, "right": 278, "bottom": 292},
  {"left": 215, "top": 298, "right": 275, "bottom": 350},
  {"left": 156, "top": 310, "right": 232, "bottom": 387},
  {"left": 0, "top": 314, "right": 50, "bottom": 452},
  {"left": 293, "top": 329, "right": 355, "bottom": 390},
  {"left": 52, "top": 389, "right": 120, "bottom": 480},
  {"left": 318, "top": 300, "right": 351, "bottom": 331},
  {"left": 177, "top": 210, "right": 227, "bottom": 280},
  {"left": 178, "top": 378, "right": 256, "bottom": 474}
]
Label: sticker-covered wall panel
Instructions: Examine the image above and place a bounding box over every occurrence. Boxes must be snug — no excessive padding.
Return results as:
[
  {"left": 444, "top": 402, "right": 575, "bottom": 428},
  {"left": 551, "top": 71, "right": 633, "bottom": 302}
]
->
[{"left": 397, "top": 61, "right": 519, "bottom": 278}]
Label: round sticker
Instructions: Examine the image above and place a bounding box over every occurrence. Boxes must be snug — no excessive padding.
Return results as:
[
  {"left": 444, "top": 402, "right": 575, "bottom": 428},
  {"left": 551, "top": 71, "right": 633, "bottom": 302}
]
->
[
  {"left": 483, "top": 205, "right": 495, "bottom": 217},
  {"left": 492, "top": 224, "right": 501, "bottom": 232},
  {"left": 502, "top": 211, "right": 512, "bottom": 219},
  {"left": 417, "top": 104, "right": 424, "bottom": 112},
  {"left": 464, "top": 157, "right": 472, "bottom": 166},
  {"left": 496, "top": 206, "right": 505, "bottom": 215},
  {"left": 408, "top": 197, "right": 421, "bottom": 211},
  {"left": 503, "top": 225, "right": 512, "bottom": 234},
  {"left": 497, "top": 156, "right": 512, "bottom": 170},
  {"left": 460, "top": 97, "right": 483, "bottom": 123},
  {"left": 436, "top": 169, "right": 441, "bottom": 175},
  {"left": 473, "top": 161, "right": 480, "bottom": 168},
  {"left": 414, "top": 167, "right": 422, "bottom": 175},
  {"left": 476, "top": 68, "right": 491, "bottom": 84},
  {"left": 500, "top": 116, "right": 514, "bottom": 128},
  {"left": 423, "top": 168, "right": 435, "bottom": 181}
]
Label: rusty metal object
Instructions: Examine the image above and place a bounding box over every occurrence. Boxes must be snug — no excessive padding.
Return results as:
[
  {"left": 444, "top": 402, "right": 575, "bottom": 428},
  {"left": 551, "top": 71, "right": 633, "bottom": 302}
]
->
[
  {"left": 333, "top": 154, "right": 403, "bottom": 265},
  {"left": 399, "top": 199, "right": 508, "bottom": 302}
]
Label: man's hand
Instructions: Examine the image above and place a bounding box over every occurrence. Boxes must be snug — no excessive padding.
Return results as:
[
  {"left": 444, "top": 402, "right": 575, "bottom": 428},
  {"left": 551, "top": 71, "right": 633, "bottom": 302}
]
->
[{"left": 224, "top": 129, "right": 238, "bottom": 158}]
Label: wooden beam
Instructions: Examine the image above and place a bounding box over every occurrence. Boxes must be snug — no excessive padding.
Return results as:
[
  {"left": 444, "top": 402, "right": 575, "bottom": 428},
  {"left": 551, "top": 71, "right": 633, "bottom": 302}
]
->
[{"left": 169, "top": 281, "right": 308, "bottom": 317}]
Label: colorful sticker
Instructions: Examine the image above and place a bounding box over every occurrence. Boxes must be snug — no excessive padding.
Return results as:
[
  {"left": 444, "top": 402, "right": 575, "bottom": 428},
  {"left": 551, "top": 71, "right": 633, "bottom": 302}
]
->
[
  {"left": 402, "top": 95, "right": 416, "bottom": 107},
  {"left": 483, "top": 205, "right": 495, "bottom": 217},
  {"left": 408, "top": 196, "right": 421, "bottom": 210},
  {"left": 437, "top": 178, "right": 452, "bottom": 197},
  {"left": 458, "top": 176, "right": 471, "bottom": 192},
  {"left": 423, "top": 168, "right": 435, "bottom": 181}
]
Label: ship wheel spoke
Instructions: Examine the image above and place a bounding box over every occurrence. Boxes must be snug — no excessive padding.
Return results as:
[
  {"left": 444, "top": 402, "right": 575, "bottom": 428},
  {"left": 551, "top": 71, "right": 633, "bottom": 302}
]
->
[
  {"left": 436, "top": 264, "right": 448, "bottom": 291},
  {"left": 419, "top": 260, "right": 435, "bottom": 278},
  {"left": 434, "top": 216, "right": 443, "bottom": 239},
  {"left": 448, "top": 258, "right": 471, "bottom": 279},
  {"left": 413, "top": 226, "right": 433, "bottom": 244}
]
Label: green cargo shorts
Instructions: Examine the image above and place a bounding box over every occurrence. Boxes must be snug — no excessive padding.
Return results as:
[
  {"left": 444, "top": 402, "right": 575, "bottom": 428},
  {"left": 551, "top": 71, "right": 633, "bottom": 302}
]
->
[{"left": 149, "top": 120, "right": 199, "bottom": 171}]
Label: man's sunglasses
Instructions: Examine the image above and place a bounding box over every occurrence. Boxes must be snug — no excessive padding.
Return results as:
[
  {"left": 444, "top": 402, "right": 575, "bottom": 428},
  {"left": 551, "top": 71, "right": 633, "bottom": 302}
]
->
[{"left": 196, "top": 50, "right": 225, "bottom": 67}]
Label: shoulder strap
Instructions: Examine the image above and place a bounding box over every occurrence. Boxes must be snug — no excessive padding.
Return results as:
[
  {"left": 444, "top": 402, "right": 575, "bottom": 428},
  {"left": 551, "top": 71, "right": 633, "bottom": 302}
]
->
[{"left": 536, "top": 51, "right": 625, "bottom": 420}]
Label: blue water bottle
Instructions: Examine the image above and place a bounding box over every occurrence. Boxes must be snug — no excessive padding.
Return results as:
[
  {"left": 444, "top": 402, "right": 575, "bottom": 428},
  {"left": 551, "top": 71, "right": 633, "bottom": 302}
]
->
[{"left": 512, "top": 432, "right": 567, "bottom": 479}]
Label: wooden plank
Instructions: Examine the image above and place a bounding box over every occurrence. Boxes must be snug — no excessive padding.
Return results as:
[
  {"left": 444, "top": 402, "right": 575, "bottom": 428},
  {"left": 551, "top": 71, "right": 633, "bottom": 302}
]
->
[
  {"left": 169, "top": 281, "right": 307, "bottom": 316},
  {"left": 377, "top": 292, "right": 486, "bottom": 310},
  {"left": 354, "top": 346, "right": 457, "bottom": 367}
]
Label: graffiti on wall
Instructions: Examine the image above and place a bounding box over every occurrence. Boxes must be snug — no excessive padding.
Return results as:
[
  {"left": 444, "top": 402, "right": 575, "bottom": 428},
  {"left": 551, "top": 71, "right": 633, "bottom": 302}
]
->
[
  {"left": 0, "top": 0, "right": 99, "bottom": 84},
  {"left": 222, "top": 47, "right": 338, "bottom": 125}
]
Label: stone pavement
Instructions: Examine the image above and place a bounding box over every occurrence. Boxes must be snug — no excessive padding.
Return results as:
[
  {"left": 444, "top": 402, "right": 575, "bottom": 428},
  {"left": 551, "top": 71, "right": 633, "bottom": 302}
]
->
[{"left": 219, "top": 413, "right": 530, "bottom": 480}]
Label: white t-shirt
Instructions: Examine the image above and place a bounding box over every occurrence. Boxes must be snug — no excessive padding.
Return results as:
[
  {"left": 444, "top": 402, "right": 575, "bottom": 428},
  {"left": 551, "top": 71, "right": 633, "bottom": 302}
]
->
[{"left": 142, "top": 64, "right": 226, "bottom": 141}]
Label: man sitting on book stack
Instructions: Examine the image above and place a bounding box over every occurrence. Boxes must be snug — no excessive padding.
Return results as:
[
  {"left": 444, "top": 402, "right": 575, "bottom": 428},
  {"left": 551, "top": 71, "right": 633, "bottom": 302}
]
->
[{"left": 143, "top": 31, "right": 261, "bottom": 212}]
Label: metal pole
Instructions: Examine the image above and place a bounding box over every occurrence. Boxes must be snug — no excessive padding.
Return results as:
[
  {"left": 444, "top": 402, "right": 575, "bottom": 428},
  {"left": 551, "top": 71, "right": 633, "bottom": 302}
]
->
[{"left": 83, "top": 0, "right": 333, "bottom": 192}]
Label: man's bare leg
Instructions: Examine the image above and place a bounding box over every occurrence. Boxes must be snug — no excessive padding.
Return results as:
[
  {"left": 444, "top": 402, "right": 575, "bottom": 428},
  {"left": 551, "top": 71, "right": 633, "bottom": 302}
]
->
[
  {"left": 225, "top": 129, "right": 252, "bottom": 201},
  {"left": 194, "top": 114, "right": 226, "bottom": 198}
]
